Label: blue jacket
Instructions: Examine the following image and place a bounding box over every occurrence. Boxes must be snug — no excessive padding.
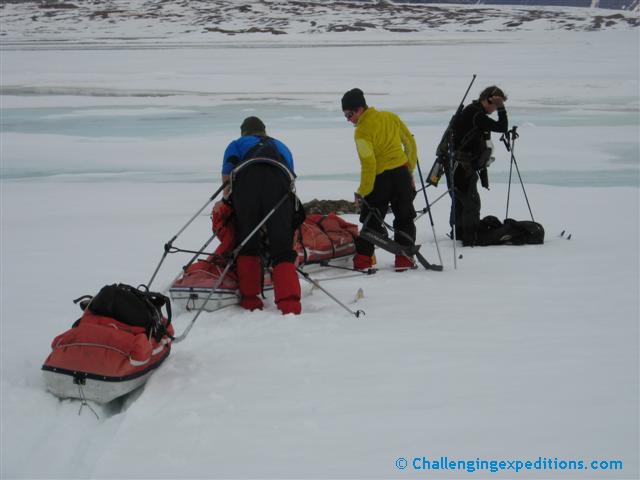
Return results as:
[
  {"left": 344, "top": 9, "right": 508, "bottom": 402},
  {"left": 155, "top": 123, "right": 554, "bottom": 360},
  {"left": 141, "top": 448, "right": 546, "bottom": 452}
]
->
[{"left": 222, "top": 135, "right": 295, "bottom": 176}]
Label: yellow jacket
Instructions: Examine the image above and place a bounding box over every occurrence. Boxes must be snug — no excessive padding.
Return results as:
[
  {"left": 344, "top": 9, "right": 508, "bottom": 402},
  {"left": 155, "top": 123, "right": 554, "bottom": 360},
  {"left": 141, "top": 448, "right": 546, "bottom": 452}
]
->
[{"left": 353, "top": 107, "right": 417, "bottom": 197}]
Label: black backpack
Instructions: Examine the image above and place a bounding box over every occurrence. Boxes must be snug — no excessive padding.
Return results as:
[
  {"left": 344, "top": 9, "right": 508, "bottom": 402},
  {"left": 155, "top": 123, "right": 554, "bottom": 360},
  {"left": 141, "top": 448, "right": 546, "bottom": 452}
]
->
[
  {"left": 80, "top": 284, "right": 172, "bottom": 341},
  {"left": 475, "top": 216, "right": 544, "bottom": 246}
]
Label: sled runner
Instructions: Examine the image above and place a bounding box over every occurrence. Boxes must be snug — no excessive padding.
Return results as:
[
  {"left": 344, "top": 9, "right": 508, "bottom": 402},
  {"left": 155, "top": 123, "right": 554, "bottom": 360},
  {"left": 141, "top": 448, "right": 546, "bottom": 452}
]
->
[
  {"left": 42, "top": 284, "right": 173, "bottom": 404},
  {"left": 169, "top": 213, "right": 359, "bottom": 312}
]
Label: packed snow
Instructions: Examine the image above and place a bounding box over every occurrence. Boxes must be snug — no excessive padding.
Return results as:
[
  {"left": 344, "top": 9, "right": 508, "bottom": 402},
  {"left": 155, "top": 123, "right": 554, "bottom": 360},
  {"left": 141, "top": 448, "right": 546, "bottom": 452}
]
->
[{"left": 1, "top": 4, "right": 639, "bottom": 479}]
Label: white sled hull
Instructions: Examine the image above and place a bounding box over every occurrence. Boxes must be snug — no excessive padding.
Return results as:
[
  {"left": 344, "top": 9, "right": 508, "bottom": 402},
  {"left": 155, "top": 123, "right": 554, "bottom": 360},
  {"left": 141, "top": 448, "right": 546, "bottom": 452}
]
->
[{"left": 43, "top": 369, "right": 154, "bottom": 404}]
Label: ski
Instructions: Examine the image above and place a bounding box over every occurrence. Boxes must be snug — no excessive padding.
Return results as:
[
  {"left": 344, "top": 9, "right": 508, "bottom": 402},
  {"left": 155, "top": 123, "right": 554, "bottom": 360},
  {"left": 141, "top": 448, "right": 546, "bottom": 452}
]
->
[
  {"left": 358, "top": 228, "right": 443, "bottom": 272},
  {"left": 416, "top": 251, "right": 443, "bottom": 271}
]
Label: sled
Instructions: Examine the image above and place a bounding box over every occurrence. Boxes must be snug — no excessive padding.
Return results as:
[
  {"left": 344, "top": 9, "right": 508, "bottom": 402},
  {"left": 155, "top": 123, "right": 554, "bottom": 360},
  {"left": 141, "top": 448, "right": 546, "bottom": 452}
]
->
[
  {"left": 168, "top": 213, "right": 359, "bottom": 312},
  {"left": 42, "top": 285, "right": 173, "bottom": 404}
]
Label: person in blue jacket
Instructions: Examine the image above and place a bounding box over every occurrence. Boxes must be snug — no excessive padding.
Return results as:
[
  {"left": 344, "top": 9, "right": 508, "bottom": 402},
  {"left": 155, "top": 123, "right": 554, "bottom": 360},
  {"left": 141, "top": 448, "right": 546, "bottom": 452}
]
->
[{"left": 216, "top": 116, "right": 301, "bottom": 315}]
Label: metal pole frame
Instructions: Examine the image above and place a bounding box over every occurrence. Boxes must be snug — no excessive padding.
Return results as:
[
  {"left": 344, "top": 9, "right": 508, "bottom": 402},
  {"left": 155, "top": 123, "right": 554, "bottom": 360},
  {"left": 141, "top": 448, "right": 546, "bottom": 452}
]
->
[
  {"left": 296, "top": 268, "right": 365, "bottom": 318},
  {"left": 147, "top": 182, "right": 227, "bottom": 288},
  {"left": 172, "top": 190, "right": 291, "bottom": 343}
]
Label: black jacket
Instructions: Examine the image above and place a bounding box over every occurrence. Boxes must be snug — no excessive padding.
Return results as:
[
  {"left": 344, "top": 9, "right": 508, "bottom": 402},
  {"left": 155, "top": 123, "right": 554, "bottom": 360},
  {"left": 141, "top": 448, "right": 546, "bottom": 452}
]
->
[{"left": 452, "top": 100, "right": 508, "bottom": 158}]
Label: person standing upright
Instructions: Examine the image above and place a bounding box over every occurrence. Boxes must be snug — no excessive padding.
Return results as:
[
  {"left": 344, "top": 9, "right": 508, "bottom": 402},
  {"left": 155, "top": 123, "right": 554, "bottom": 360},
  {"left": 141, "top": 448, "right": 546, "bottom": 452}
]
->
[
  {"left": 447, "top": 86, "right": 509, "bottom": 246},
  {"left": 341, "top": 88, "right": 418, "bottom": 272}
]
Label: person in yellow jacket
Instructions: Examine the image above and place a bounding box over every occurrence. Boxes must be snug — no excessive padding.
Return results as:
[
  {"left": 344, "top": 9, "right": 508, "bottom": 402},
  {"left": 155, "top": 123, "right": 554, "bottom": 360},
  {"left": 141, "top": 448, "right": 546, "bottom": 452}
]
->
[{"left": 341, "top": 88, "right": 418, "bottom": 272}]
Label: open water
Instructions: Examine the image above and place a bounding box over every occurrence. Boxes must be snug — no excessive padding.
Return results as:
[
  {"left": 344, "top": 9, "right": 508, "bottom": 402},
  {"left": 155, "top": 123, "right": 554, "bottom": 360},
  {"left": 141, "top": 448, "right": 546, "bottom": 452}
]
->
[{"left": 2, "top": 99, "right": 638, "bottom": 186}]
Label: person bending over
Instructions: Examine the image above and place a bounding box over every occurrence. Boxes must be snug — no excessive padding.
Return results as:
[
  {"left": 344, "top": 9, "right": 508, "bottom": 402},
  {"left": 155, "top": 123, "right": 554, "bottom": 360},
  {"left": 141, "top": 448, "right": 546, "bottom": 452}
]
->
[
  {"left": 341, "top": 88, "right": 418, "bottom": 272},
  {"left": 217, "top": 116, "right": 302, "bottom": 315}
]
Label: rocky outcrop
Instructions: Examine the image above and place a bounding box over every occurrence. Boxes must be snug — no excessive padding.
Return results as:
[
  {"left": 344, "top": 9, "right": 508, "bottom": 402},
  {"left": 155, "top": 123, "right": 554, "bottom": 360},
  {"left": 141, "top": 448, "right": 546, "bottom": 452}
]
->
[
  {"left": 303, "top": 199, "right": 358, "bottom": 215},
  {"left": 1, "top": 0, "right": 637, "bottom": 43}
]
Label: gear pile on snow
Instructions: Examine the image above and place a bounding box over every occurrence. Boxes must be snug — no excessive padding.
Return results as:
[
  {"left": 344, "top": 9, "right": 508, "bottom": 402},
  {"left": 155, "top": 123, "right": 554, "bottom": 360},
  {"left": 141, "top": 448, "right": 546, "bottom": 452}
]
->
[{"left": 294, "top": 213, "right": 358, "bottom": 264}]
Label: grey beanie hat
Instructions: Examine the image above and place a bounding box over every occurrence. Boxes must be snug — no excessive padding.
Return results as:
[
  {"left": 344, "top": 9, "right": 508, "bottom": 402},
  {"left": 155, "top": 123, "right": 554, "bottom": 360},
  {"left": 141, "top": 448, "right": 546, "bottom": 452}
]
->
[{"left": 240, "top": 116, "right": 266, "bottom": 136}]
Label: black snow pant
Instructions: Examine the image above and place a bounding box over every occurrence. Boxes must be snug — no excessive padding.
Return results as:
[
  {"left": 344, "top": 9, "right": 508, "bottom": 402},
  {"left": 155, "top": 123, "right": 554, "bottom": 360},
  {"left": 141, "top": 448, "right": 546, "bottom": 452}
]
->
[
  {"left": 446, "top": 163, "right": 481, "bottom": 246},
  {"left": 231, "top": 163, "right": 296, "bottom": 266},
  {"left": 356, "top": 165, "right": 417, "bottom": 257}
]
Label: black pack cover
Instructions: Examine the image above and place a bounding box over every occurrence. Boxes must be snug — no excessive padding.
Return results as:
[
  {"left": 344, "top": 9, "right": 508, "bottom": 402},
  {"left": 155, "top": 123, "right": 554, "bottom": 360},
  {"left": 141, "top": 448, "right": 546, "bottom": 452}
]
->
[
  {"left": 87, "top": 284, "right": 171, "bottom": 340},
  {"left": 475, "top": 216, "right": 544, "bottom": 246}
]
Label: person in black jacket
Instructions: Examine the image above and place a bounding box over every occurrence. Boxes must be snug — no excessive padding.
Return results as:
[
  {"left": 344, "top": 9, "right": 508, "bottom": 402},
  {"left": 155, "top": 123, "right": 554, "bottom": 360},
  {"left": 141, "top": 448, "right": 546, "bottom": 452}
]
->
[{"left": 446, "top": 86, "right": 508, "bottom": 245}]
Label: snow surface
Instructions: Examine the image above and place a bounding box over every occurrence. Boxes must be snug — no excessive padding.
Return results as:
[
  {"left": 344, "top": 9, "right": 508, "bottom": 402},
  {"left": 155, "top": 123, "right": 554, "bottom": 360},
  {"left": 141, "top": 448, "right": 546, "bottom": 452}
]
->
[{"left": 1, "top": 8, "right": 639, "bottom": 480}]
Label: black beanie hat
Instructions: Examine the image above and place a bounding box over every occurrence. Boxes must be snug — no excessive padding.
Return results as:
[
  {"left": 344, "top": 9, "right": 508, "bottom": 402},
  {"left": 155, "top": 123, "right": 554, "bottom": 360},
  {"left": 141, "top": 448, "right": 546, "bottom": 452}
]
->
[
  {"left": 341, "top": 88, "right": 367, "bottom": 111},
  {"left": 240, "top": 116, "right": 266, "bottom": 136}
]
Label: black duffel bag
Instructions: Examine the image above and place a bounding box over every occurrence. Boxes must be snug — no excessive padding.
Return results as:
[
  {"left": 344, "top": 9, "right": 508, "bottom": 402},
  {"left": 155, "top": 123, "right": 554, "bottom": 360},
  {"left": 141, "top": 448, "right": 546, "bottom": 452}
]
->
[
  {"left": 82, "top": 283, "right": 172, "bottom": 341},
  {"left": 475, "top": 215, "right": 544, "bottom": 246}
]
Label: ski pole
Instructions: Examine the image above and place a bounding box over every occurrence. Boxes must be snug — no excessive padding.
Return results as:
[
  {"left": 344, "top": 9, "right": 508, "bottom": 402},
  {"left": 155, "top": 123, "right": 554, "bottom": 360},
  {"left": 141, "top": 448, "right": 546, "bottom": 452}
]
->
[
  {"left": 415, "top": 189, "right": 451, "bottom": 221},
  {"left": 147, "top": 182, "right": 227, "bottom": 289},
  {"left": 416, "top": 159, "right": 443, "bottom": 266},
  {"left": 296, "top": 267, "right": 365, "bottom": 318},
  {"left": 502, "top": 127, "right": 515, "bottom": 219},
  {"left": 446, "top": 74, "right": 477, "bottom": 269},
  {"left": 415, "top": 180, "right": 439, "bottom": 195},
  {"left": 173, "top": 191, "right": 291, "bottom": 343},
  {"left": 506, "top": 139, "right": 515, "bottom": 219},
  {"left": 447, "top": 157, "right": 458, "bottom": 269},
  {"left": 509, "top": 127, "right": 535, "bottom": 221}
]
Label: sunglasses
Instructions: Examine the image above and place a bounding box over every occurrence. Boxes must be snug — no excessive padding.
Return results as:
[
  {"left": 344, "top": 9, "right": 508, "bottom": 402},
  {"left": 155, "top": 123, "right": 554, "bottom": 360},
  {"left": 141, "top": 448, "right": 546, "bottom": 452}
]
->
[{"left": 344, "top": 110, "right": 355, "bottom": 120}]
